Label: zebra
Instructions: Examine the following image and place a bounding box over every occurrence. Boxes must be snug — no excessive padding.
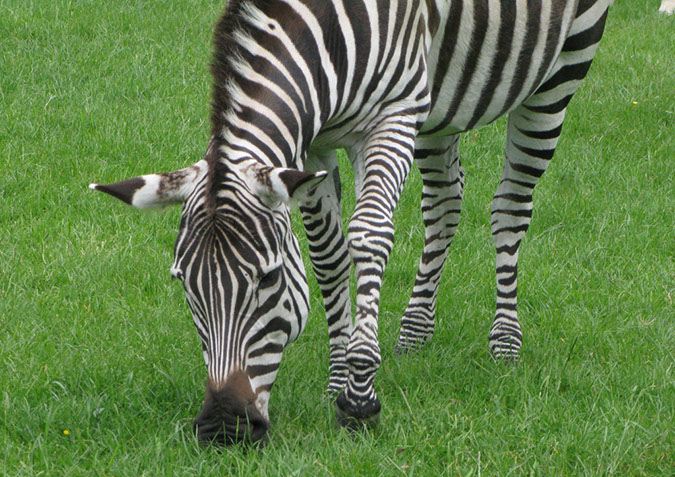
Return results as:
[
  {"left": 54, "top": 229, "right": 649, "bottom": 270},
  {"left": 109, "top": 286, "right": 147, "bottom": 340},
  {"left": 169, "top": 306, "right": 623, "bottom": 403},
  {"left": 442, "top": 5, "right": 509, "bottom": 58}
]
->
[{"left": 90, "top": 0, "right": 610, "bottom": 446}]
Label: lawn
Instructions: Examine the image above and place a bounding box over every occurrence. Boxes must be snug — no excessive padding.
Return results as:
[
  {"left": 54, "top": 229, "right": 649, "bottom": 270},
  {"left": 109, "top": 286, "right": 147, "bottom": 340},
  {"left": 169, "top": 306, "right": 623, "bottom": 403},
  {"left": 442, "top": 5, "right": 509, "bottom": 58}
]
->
[{"left": 1, "top": 0, "right": 673, "bottom": 474}]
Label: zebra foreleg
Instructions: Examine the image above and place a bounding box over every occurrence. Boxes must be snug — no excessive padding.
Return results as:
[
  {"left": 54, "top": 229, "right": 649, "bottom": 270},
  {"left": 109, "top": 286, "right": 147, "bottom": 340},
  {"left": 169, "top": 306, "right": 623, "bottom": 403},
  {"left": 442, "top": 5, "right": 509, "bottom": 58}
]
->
[
  {"left": 335, "top": 118, "right": 418, "bottom": 428},
  {"left": 396, "top": 134, "right": 464, "bottom": 354},
  {"left": 301, "top": 151, "right": 351, "bottom": 396}
]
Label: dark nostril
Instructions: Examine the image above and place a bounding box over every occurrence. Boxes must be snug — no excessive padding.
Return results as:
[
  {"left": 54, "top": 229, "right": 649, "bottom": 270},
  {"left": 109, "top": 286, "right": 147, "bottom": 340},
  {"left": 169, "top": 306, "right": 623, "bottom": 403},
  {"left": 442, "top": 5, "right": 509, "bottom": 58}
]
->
[
  {"left": 247, "top": 412, "right": 270, "bottom": 443},
  {"left": 193, "top": 410, "right": 269, "bottom": 447}
]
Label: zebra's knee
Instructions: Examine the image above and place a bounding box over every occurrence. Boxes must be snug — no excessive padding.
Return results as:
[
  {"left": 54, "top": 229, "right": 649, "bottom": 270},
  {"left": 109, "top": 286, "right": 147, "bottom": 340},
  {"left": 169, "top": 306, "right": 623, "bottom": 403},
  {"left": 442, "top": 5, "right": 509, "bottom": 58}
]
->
[{"left": 347, "top": 215, "right": 394, "bottom": 270}]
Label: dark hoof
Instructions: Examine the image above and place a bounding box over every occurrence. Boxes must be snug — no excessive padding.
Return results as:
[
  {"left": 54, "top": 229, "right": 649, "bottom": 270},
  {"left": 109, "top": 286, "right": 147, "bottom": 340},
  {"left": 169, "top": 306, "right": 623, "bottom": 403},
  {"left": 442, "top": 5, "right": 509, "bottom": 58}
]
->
[
  {"left": 334, "top": 391, "right": 381, "bottom": 432},
  {"left": 193, "top": 419, "right": 269, "bottom": 450},
  {"left": 335, "top": 402, "right": 380, "bottom": 431}
]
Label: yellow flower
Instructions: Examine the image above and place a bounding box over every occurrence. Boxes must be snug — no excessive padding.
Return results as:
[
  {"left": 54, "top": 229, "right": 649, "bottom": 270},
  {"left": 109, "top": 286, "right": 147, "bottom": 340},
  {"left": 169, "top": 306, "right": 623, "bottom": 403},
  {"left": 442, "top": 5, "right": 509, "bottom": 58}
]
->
[{"left": 63, "top": 430, "right": 69, "bottom": 436}]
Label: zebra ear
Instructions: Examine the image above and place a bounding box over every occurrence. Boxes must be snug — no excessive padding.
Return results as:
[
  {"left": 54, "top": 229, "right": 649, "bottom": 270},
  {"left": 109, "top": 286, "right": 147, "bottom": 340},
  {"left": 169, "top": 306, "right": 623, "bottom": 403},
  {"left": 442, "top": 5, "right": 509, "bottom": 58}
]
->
[
  {"left": 89, "top": 161, "right": 207, "bottom": 209},
  {"left": 246, "top": 165, "right": 328, "bottom": 206}
]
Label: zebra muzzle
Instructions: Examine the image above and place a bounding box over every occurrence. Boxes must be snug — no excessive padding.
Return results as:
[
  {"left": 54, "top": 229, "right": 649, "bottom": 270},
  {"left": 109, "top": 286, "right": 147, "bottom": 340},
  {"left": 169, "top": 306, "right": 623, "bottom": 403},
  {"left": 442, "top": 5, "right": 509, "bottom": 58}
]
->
[
  {"left": 193, "top": 373, "right": 269, "bottom": 447},
  {"left": 193, "top": 411, "right": 269, "bottom": 448}
]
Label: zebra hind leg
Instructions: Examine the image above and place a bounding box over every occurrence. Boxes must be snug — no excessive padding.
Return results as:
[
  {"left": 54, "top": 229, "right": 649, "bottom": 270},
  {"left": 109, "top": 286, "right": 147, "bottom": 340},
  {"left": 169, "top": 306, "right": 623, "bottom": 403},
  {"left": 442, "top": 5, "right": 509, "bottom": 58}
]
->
[
  {"left": 300, "top": 151, "right": 351, "bottom": 395},
  {"left": 490, "top": 105, "right": 565, "bottom": 362},
  {"left": 489, "top": 5, "right": 607, "bottom": 362},
  {"left": 396, "top": 134, "right": 464, "bottom": 354}
]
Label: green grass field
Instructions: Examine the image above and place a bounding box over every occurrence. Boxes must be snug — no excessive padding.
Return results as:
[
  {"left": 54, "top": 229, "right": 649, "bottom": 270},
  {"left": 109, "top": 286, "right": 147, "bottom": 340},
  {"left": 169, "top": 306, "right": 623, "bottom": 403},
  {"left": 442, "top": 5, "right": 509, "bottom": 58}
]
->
[{"left": 1, "top": 0, "right": 673, "bottom": 474}]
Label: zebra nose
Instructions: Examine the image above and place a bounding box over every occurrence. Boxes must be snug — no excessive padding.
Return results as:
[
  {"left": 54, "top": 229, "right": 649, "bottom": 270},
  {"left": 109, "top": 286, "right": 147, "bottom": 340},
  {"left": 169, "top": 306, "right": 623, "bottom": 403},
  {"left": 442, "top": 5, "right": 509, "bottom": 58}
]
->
[
  {"left": 193, "top": 403, "right": 269, "bottom": 447},
  {"left": 193, "top": 373, "right": 269, "bottom": 447}
]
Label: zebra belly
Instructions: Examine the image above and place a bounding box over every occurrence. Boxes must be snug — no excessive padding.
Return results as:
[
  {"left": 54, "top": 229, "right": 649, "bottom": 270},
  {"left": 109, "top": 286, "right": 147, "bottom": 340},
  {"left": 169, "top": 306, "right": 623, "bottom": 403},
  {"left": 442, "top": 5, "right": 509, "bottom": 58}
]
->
[{"left": 420, "top": 0, "right": 579, "bottom": 136}]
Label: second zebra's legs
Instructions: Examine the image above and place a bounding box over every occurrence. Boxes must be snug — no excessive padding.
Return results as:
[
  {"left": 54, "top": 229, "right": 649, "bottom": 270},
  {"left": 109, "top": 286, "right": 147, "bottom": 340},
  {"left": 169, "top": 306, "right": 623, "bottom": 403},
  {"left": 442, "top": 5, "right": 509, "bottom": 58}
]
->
[
  {"left": 301, "top": 151, "right": 351, "bottom": 395},
  {"left": 396, "top": 134, "right": 464, "bottom": 353}
]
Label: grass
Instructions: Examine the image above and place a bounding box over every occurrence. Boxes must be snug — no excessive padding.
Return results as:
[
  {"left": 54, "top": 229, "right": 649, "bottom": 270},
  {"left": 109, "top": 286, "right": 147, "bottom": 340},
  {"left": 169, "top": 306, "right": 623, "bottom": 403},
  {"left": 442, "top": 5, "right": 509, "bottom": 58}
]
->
[{"left": 1, "top": 0, "right": 673, "bottom": 474}]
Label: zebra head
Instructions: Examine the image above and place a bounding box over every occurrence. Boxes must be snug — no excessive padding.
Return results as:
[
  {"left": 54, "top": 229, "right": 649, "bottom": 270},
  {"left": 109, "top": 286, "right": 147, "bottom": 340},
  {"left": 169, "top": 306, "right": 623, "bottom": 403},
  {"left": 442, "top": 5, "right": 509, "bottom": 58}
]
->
[{"left": 90, "top": 154, "right": 326, "bottom": 447}]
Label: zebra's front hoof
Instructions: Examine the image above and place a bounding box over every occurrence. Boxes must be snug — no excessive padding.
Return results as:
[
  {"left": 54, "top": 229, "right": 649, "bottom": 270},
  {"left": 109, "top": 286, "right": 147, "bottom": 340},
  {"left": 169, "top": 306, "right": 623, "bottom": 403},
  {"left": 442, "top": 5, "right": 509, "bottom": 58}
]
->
[
  {"left": 334, "top": 402, "right": 381, "bottom": 432},
  {"left": 334, "top": 391, "right": 381, "bottom": 432}
]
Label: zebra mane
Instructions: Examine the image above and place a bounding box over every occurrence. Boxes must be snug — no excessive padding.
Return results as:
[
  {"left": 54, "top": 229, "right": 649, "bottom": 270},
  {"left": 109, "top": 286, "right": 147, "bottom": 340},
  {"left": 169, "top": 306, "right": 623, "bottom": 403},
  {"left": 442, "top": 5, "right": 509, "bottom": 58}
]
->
[
  {"left": 210, "top": 0, "right": 274, "bottom": 139},
  {"left": 206, "top": 0, "right": 276, "bottom": 215}
]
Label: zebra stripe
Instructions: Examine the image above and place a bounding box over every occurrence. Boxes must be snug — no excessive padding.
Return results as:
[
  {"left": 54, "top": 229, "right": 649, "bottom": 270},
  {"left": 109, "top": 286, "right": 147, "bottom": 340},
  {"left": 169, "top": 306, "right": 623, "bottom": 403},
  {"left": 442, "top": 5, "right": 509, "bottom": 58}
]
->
[
  {"left": 204, "top": 0, "right": 611, "bottom": 429},
  {"left": 91, "top": 0, "right": 610, "bottom": 443},
  {"left": 171, "top": 163, "right": 312, "bottom": 417}
]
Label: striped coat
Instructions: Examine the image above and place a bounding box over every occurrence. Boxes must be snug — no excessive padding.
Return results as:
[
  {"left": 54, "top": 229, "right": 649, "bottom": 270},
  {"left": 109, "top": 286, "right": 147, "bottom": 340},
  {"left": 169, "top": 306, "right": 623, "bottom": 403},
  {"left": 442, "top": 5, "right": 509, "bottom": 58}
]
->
[{"left": 91, "top": 0, "right": 611, "bottom": 445}]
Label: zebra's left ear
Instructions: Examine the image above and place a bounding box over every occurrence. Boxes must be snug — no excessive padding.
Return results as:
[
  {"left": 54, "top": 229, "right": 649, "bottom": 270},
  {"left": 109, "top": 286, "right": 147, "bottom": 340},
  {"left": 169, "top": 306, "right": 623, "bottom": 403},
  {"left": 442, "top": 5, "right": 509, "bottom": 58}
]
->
[
  {"left": 246, "top": 165, "right": 328, "bottom": 206},
  {"left": 89, "top": 161, "right": 207, "bottom": 209}
]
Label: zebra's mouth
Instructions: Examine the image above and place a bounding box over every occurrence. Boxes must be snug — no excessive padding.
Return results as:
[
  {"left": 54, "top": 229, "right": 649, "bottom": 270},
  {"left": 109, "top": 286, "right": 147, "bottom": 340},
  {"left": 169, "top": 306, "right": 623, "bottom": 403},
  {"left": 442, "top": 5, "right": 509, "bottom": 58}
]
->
[{"left": 193, "top": 414, "right": 269, "bottom": 448}]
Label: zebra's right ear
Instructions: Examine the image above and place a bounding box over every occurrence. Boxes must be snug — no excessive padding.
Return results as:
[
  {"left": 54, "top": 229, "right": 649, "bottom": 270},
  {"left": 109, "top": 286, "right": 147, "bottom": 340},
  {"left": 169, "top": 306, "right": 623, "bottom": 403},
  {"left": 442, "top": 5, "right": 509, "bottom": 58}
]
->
[
  {"left": 89, "top": 161, "right": 207, "bottom": 209},
  {"left": 243, "top": 164, "right": 328, "bottom": 207}
]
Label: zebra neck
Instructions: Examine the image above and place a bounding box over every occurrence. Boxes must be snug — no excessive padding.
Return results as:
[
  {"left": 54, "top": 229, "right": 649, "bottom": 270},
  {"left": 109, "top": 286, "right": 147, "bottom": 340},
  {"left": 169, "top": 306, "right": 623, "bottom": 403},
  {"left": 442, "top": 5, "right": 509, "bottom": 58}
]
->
[
  {"left": 210, "top": 2, "right": 325, "bottom": 171},
  {"left": 212, "top": 133, "right": 306, "bottom": 171}
]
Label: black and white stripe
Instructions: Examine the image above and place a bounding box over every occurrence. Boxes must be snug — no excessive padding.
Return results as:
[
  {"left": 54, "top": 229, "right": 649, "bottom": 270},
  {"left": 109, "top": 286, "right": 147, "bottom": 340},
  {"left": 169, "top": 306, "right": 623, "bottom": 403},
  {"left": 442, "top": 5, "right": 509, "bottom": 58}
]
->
[{"left": 91, "top": 0, "right": 610, "bottom": 440}]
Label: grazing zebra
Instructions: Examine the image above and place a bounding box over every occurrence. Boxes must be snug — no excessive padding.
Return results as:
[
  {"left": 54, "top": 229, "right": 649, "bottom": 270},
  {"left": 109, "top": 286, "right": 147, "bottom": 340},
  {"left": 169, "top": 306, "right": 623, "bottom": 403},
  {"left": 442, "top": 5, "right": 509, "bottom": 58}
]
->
[{"left": 90, "top": 0, "right": 610, "bottom": 446}]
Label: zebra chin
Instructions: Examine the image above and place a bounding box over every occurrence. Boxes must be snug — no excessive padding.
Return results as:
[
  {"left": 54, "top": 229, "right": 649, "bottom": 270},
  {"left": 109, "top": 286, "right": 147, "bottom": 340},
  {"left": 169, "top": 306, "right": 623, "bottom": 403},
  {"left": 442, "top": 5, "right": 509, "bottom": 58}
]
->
[{"left": 193, "top": 372, "right": 270, "bottom": 448}]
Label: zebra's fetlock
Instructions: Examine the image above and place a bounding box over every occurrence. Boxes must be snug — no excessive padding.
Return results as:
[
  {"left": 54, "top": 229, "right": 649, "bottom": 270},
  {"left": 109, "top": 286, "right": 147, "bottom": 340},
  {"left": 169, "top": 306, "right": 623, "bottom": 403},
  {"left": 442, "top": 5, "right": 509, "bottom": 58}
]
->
[
  {"left": 489, "top": 324, "right": 522, "bottom": 363},
  {"left": 395, "top": 311, "right": 435, "bottom": 355}
]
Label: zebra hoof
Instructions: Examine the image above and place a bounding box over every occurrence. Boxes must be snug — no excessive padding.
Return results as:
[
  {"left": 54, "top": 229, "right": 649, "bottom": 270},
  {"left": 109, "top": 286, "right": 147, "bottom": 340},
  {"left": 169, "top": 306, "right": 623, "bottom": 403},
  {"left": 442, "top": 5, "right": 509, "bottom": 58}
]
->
[
  {"left": 334, "top": 403, "right": 381, "bottom": 432},
  {"left": 394, "top": 336, "right": 430, "bottom": 355},
  {"left": 489, "top": 326, "right": 522, "bottom": 364},
  {"left": 334, "top": 392, "right": 381, "bottom": 431},
  {"left": 489, "top": 340, "right": 521, "bottom": 364}
]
